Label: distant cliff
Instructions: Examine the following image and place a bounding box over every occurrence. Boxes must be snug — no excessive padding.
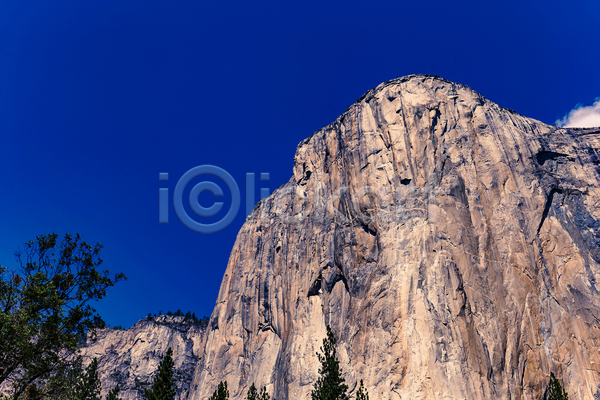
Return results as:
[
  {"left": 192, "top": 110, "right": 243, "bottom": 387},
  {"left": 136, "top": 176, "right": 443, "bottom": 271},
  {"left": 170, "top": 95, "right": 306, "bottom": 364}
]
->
[{"left": 80, "top": 315, "right": 207, "bottom": 400}]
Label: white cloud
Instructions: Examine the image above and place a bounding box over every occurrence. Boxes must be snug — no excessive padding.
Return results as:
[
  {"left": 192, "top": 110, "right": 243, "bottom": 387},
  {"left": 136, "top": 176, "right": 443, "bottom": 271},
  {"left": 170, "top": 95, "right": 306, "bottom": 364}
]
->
[{"left": 556, "top": 99, "right": 600, "bottom": 128}]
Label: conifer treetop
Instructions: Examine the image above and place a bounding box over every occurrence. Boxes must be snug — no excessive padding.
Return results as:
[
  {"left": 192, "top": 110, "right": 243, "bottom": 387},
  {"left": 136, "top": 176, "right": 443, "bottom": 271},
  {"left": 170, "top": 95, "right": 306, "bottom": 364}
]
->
[{"left": 144, "top": 348, "right": 176, "bottom": 400}]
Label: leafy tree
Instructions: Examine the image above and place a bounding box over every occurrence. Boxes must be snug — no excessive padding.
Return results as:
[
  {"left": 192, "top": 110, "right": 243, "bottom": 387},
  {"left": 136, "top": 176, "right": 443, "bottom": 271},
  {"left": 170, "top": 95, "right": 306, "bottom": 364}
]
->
[
  {"left": 144, "top": 348, "right": 176, "bottom": 400},
  {"left": 0, "top": 233, "right": 126, "bottom": 399},
  {"left": 25, "top": 356, "right": 106, "bottom": 400},
  {"left": 73, "top": 358, "right": 101, "bottom": 400},
  {"left": 355, "top": 380, "right": 369, "bottom": 400},
  {"left": 209, "top": 381, "right": 229, "bottom": 400},
  {"left": 105, "top": 385, "right": 122, "bottom": 400},
  {"left": 23, "top": 384, "right": 42, "bottom": 400},
  {"left": 40, "top": 355, "right": 84, "bottom": 399},
  {"left": 25, "top": 358, "right": 121, "bottom": 400},
  {"left": 547, "top": 372, "right": 568, "bottom": 400},
  {"left": 311, "top": 325, "right": 349, "bottom": 400}
]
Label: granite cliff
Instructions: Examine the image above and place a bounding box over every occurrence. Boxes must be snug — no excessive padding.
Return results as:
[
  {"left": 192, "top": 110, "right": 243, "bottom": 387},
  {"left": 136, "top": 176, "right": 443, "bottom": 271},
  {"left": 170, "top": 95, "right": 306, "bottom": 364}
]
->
[
  {"left": 188, "top": 75, "right": 600, "bottom": 399},
  {"left": 86, "top": 75, "right": 600, "bottom": 400},
  {"left": 80, "top": 315, "right": 207, "bottom": 399}
]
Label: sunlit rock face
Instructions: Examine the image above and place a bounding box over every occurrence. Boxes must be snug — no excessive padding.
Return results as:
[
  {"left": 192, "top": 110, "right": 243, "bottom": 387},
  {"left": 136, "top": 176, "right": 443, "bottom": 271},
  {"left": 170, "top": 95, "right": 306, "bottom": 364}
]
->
[
  {"left": 188, "top": 75, "right": 600, "bottom": 400},
  {"left": 81, "top": 315, "right": 207, "bottom": 400}
]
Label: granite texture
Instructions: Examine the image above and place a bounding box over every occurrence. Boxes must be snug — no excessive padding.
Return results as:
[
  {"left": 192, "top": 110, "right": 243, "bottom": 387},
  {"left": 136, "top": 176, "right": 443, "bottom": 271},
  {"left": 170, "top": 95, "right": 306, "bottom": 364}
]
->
[
  {"left": 80, "top": 315, "right": 206, "bottom": 399},
  {"left": 188, "top": 75, "right": 600, "bottom": 399}
]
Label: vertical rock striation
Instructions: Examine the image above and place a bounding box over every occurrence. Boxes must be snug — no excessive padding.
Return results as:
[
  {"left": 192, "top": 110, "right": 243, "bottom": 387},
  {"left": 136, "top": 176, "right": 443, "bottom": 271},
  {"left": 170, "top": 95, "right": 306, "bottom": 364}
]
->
[
  {"left": 190, "top": 75, "right": 600, "bottom": 400},
  {"left": 81, "top": 315, "right": 207, "bottom": 399}
]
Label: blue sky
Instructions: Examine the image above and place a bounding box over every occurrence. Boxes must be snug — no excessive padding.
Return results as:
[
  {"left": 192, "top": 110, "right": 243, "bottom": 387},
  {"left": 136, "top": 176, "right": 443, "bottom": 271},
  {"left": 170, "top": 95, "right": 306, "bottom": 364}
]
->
[{"left": 1, "top": 0, "right": 599, "bottom": 328}]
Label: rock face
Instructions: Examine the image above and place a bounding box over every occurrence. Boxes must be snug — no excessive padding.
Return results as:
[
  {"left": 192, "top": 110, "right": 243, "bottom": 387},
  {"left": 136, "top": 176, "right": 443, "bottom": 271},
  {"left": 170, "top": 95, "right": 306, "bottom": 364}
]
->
[
  {"left": 190, "top": 75, "right": 600, "bottom": 399},
  {"left": 80, "top": 315, "right": 207, "bottom": 399}
]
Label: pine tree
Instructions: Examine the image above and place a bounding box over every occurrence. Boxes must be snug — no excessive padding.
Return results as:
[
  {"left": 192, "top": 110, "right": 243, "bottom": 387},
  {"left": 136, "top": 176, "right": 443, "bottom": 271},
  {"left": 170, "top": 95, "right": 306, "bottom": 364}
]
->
[
  {"left": 73, "top": 358, "right": 101, "bottom": 400},
  {"left": 247, "top": 383, "right": 259, "bottom": 400},
  {"left": 355, "top": 380, "right": 369, "bottom": 400},
  {"left": 258, "top": 386, "right": 271, "bottom": 400},
  {"left": 547, "top": 372, "right": 569, "bottom": 400},
  {"left": 144, "top": 348, "right": 176, "bottom": 400},
  {"left": 247, "top": 383, "right": 271, "bottom": 400},
  {"left": 311, "top": 325, "right": 349, "bottom": 400},
  {"left": 209, "top": 381, "right": 229, "bottom": 400},
  {"left": 105, "top": 385, "right": 122, "bottom": 400}
]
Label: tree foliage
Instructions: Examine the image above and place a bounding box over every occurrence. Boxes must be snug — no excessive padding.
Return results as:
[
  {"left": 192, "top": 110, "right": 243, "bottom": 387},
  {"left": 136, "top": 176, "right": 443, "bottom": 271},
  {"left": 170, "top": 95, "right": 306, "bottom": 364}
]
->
[
  {"left": 209, "top": 381, "right": 229, "bottom": 400},
  {"left": 355, "top": 380, "right": 369, "bottom": 400},
  {"left": 247, "top": 383, "right": 258, "bottom": 400},
  {"left": 21, "top": 355, "right": 81, "bottom": 399},
  {"left": 105, "top": 385, "right": 122, "bottom": 400},
  {"left": 311, "top": 325, "right": 349, "bottom": 400},
  {"left": 247, "top": 383, "right": 271, "bottom": 400},
  {"left": 144, "top": 348, "right": 176, "bottom": 400},
  {"left": 146, "top": 310, "right": 208, "bottom": 326},
  {"left": 547, "top": 372, "right": 568, "bottom": 400},
  {"left": 73, "top": 358, "right": 101, "bottom": 400},
  {"left": 0, "top": 233, "right": 126, "bottom": 399},
  {"left": 5, "top": 356, "right": 117, "bottom": 400},
  {"left": 258, "top": 387, "right": 271, "bottom": 400}
]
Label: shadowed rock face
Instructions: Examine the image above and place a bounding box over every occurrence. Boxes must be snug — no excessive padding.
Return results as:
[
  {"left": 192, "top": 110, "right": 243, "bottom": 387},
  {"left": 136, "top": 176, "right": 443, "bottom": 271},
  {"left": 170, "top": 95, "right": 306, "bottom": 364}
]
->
[
  {"left": 81, "top": 315, "right": 207, "bottom": 400},
  {"left": 189, "top": 75, "right": 600, "bottom": 400}
]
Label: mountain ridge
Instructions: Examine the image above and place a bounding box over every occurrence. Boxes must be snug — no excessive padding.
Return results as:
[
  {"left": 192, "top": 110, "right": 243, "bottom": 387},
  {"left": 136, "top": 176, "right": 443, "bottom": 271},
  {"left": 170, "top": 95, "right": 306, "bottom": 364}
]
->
[{"left": 80, "top": 315, "right": 207, "bottom": 400}]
